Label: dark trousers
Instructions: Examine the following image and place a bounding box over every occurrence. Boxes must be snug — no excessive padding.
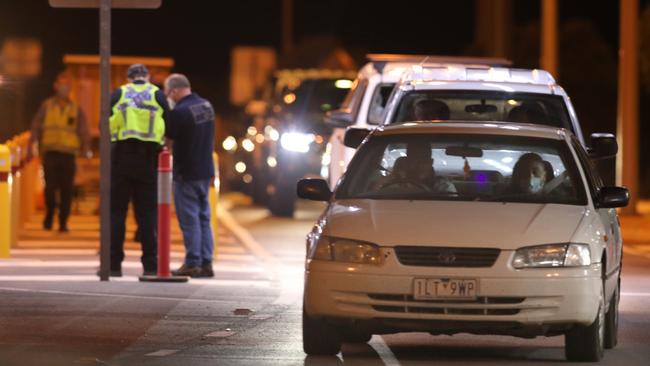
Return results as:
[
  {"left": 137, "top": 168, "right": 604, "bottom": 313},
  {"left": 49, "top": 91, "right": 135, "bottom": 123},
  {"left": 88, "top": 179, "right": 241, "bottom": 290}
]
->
[
  {"left": 110, "top": 142, "right": 159, "bottom": 272},
  {"left": 43, "top": 151, "right": 76, "bottom": 229}
]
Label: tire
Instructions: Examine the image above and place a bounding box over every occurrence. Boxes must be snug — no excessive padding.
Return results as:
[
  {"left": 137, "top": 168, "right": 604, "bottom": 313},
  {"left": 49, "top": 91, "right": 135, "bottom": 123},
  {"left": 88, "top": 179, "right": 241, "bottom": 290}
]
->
[
  {"left": 302, "top": 308, "right": 341, "bottom": 355},
  {"left": 604, "top": 277, "right": 620, "bottom": 349},
  {"left": 565, "top": 280, "right": 605, "bottom": 362},
  {"left": 268, "top": 183, "right": 295, "bottom": 217}
]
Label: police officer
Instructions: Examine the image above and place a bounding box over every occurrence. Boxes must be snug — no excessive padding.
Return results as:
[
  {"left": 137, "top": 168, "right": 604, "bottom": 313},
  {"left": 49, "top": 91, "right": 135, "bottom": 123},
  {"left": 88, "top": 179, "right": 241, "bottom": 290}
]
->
[
  {"left": 29, "top": 73, "right": 91, "bottom": 232},
  {"left": 107, "top": 64, "right": 169, "bottom": 277}
]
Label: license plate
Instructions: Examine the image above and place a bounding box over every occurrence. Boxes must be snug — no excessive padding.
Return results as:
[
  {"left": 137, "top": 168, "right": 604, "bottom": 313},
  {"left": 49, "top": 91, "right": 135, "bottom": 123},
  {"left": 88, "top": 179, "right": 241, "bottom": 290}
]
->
[{"left": 413, "top": 278, "right": 478, "bottom": 300}]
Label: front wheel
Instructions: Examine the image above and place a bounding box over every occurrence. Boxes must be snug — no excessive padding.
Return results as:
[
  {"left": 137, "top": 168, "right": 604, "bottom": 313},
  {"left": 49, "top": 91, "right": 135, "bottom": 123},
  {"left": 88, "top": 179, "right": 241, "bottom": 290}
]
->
[
  {"left": 565, "top": 281, "right": 605, "bottom": 362},
  {"left": 302, "top": 308, "right": 341, "bottom": 356},
  {"left": 604, "top": 276, "right": 620, "bottom": 349}
]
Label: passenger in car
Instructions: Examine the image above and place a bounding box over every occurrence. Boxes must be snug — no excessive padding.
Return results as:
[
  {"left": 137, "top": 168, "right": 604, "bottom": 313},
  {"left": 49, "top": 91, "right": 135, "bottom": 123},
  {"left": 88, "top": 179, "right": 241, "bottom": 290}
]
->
[
  {"left": 413, "top": 99, "right": 450, "bottom": 121},
  {"left": 509, "top": 152, "right": 548, "bottom": 195},
  {"left": 379, "top": 143, "right": 456, "bottom": 194}
]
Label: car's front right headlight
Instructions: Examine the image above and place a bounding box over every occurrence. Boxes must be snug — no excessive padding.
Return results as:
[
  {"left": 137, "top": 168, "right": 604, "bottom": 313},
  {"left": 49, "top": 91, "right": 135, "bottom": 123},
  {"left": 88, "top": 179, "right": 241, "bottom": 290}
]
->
[
  {"left": 512, "top": 243, "right": 591, "bottom": 269},
  {"left": 308, "top": 235, "right": 383, "bottom": 265}
]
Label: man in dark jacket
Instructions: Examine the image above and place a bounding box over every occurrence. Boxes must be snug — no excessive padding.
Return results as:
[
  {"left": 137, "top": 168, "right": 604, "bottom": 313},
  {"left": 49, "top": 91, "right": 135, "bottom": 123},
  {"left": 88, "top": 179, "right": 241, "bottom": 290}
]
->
[{"left": 164, "top": 74, "right": 216, "bottom": 278}]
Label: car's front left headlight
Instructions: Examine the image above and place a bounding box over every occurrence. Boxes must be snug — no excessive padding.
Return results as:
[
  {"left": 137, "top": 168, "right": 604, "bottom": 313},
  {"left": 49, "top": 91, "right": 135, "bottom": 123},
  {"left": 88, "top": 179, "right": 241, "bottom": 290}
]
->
[
  {"left": 280, "top": 132, "right": 315, "bottom": 153},
  {"left": 512, "top": 243, "right": 591, "bottom": 269},
  {"left": 308, "top": 236, "right": 383, "bottom": 265}
]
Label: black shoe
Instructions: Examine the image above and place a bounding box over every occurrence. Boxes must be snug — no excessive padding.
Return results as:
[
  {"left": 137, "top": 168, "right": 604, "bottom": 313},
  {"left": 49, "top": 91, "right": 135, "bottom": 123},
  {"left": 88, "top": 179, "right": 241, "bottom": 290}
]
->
[
  {"left": 59, "top": 226, "right": 69, "bottom": 233},
  {"left": 142, "top": 270, "right": 157, "bottom": 276},
  {"left": 43, "top": 219, "right": 53, "bottom": 231},
  {"left": 171, "top": 264, "right": 202, "bottom": 278},
  {"left": 200, "top": 264, "right": 214, "bottom": 278},
  {"left": 96, "top": 269, "right": 122, "bottom": 277}
]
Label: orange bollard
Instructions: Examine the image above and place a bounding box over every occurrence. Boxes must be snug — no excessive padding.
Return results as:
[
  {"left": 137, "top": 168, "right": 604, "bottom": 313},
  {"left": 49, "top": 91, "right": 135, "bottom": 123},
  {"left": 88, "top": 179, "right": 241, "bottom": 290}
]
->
[{"left": 140, "top": 147, "right": 188, "bottom": 283}]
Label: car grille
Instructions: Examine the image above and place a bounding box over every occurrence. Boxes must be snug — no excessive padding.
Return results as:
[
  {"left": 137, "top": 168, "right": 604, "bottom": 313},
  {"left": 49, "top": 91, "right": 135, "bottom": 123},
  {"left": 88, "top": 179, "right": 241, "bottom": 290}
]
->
[
  {"left": 394, "top": 246, "right": 501, "bottom": 267},
  {"left": 368, "top": 294, "right": 524, "bottom": 316}
]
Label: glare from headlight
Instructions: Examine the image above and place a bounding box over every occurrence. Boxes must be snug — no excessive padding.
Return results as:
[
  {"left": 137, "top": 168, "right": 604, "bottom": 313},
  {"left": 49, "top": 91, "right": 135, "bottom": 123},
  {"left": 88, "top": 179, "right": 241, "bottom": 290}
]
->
[
  {"left": 310, "top": 236, "right": 382, "bottom": 265},
  {"left": 512, "top": 244, "right": 591, "bottom": 269},
  {"left": 280, "top": 132, "right": 315, "bottom": 153},
  {"left": 266, "top": 156, "right": 277, "bottom": 168},
  {"left": 242, "top": 138, "right": 255, "bottom": 152},
  {"left": 235, "top": 161, "right": 246, "bottom": 174},
  {"left": 222, "top": 136, "right": 237, "bottom": 151},
  {"left": 266, "top": 126, "right": 280, "bottom": 141},
  {"left": 247, "top": 126, "right": 257, "bottom": 136}
]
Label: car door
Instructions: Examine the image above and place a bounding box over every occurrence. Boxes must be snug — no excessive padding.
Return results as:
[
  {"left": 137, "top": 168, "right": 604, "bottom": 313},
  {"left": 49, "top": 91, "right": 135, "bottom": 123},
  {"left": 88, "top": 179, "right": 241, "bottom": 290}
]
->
[{"left": 571, "top": 137, "right": 622, "bottom": 295}]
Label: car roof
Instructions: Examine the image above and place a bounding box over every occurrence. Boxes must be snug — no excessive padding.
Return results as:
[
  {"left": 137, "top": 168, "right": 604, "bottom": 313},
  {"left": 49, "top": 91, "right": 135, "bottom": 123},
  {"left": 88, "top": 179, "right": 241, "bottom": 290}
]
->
[
  {"left": 400, "top": 64, "right": 556, "bottom": 87},
  {"left": 373, "top": 121, "right": 569, "bottom": 140},
  {"left": 358, "top": 55, "right": 513, "bottom": 81}
]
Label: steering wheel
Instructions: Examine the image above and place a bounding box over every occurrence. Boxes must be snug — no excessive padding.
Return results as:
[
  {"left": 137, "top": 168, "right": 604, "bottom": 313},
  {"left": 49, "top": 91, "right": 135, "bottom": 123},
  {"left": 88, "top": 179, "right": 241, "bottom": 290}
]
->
[{"left": 380, "top": 178, "right": 430, "bottom": 191}]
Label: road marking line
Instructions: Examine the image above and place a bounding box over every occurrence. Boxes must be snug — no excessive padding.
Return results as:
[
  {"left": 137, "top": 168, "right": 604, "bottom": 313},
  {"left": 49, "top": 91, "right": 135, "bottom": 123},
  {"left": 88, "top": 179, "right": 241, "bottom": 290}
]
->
[
  {"left": 370, "top": 335, "right": 401, "bottom": 366},
  {"left": 621, "top": 292, "right": 650, "bottom": 297},
  {"left": 0, "top": 277, "right": 271, "bottom": 286},
  {"left": 217, "top": 206, "right": 277, "bottom": 263},
  {"left": 205, "top": 330, "right": 236, "bottom": 338},
  {"left": 0, "top": 261, "right": 264, "bottom": 272},
  {"left": 0, "top": 286, "right": 267, "bottom": 303},
  {"left": 145, "top": 349, "right": 179, "bottom": 357}
]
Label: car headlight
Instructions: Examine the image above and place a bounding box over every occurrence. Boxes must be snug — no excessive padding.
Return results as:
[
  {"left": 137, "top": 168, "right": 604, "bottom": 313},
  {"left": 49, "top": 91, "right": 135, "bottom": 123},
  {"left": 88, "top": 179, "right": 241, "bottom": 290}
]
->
[
  {"left": 308, "top": 236, "right": 383, "bottom": 265},
  {"left": 280, "top": 132, "right": 315, "bottom": 153},
  {"left": 512, "top": 243, "right": 591, "bottom": 269}
]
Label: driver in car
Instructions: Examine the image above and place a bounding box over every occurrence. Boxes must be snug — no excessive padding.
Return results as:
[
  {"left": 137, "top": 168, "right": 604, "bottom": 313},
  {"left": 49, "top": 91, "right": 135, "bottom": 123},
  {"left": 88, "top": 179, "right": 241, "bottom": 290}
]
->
[{"left": 380, "top": 142, "right": 456, "bottom": 194}]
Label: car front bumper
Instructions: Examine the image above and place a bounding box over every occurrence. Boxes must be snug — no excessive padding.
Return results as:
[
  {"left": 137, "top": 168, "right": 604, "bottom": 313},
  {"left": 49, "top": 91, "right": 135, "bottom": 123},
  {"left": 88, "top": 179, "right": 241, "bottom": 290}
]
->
[{"left": 304, "top": 257, "right": 602, "bottom": 336}]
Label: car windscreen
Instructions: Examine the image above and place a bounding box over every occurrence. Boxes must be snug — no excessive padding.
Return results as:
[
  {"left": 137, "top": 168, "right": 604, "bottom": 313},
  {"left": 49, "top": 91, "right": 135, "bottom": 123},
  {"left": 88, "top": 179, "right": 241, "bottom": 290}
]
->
[
  {"left": 390, "top": 90, "right": 573, "bottom": 131},
  {"left": 336, "top": 133, "right": 587, "bottom": 205},
  {"left": 281, "top": 79, "right": 352, "bottom": 115}
]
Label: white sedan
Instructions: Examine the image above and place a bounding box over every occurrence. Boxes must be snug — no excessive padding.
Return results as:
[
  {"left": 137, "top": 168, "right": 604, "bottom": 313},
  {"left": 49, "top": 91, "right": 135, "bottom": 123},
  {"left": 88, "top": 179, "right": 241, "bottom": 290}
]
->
[{"left": 298, "top": 122, "right": 628, "bottom": 362}]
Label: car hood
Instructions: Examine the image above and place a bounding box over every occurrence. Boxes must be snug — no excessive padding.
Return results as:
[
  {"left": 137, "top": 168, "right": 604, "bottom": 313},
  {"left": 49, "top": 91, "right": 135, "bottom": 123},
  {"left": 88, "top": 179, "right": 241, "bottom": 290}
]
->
[{"left": 323, "top": 200, "right": 587, "bottom": 250}]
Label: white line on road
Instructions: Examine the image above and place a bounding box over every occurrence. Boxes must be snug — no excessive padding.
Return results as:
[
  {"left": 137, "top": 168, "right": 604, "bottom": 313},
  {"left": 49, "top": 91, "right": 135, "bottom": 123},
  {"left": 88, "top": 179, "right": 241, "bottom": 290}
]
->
[
  {"left": 205, "top": 330, "right": 236, "bottom": 338},
  {"left": 370, "top": 335, "right": 401, "bottom": 366},
  {"left": 145, "top": 349, "right": 179, "bottom": 357},
  {"left": 622, "top": 292, "right": 650, "bottom": 297},
  {"left": 0, "top": 260, "right": 264, "bottom": 272}
]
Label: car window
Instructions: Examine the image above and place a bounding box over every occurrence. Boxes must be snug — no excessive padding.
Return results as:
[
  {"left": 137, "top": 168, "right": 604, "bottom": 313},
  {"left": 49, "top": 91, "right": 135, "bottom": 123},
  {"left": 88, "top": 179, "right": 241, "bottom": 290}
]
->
[
  {"left": 337, "top": 133, "right": 587, "bottom": 205},
  {"left": 390, "top": 90, "right": 573, "bottom": 132},
  {"left": 571, "top": 136, "right": 602, "bottom": 200},
  {"left": 367, "top": 83, "right": 396, "bottom": 125},
  {"left": 339, "top": 78, "right": 368, "bottom": 121}
]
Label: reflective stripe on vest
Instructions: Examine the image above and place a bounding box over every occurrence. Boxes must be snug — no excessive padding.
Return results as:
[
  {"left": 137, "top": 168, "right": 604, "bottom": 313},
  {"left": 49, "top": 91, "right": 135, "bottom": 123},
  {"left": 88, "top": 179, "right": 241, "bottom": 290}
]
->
[
  {"left": 41, "top": 98, "right": 80, "bottom": 154},
  {"left": 109, "top": 83, "right": 165, "bottom": 144}
]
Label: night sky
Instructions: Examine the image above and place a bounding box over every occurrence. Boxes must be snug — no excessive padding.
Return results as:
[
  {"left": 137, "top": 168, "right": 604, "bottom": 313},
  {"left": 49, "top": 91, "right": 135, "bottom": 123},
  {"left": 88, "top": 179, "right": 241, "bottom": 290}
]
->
[{"left": 0, "top": 0, "right": 631, "bottom": 112}]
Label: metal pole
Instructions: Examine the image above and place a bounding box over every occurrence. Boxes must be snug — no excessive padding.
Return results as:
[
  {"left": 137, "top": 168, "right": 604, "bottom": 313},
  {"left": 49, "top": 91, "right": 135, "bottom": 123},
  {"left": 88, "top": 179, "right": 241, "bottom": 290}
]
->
[
  {"left": 98, "top": 0, "right": 111, "bottom": 281},
  {"left": 540, "top": 0, "right": 558, "bottom": 77},
  {"left": 617, "top": 0, "right": 639, "bottom": 215}
]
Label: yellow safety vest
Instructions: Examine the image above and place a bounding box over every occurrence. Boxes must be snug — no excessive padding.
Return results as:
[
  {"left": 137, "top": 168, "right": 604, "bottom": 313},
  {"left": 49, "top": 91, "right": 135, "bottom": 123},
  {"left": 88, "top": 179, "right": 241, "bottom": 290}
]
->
[
  {"left": 109, "top": 82, "right": 165, "bottom": 144},
  {"left": 40, "top": 98, "right": 80, "bottom": 155}
]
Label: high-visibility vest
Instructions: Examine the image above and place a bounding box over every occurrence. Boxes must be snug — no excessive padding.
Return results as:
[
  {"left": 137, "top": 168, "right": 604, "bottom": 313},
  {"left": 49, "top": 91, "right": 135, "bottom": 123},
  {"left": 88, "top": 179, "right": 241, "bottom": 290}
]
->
[
  {"left": 40, "top": 98, "right": 80, "bottom": 154},
  {"left": 109, "top": 82, "right": 165, "bottom": 144}
]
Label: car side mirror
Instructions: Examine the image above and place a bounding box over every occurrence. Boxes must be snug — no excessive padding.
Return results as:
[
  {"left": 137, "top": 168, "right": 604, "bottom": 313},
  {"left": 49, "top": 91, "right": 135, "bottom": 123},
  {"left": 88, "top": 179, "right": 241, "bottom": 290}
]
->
[
  {"left": 297, "top": 178, "right": 332, "bottom": 202},
  {"left": 325, "top": 109, "right": 354, "bottom": 129},
  {"left": 343, "top": 127, "right": 371, "bottom": 148},
  {"left": 597, "top": 186, "right": 629, "bottom": 208},
  {"left": 589, "top": 133, "right": 618, "bottom": 160}
]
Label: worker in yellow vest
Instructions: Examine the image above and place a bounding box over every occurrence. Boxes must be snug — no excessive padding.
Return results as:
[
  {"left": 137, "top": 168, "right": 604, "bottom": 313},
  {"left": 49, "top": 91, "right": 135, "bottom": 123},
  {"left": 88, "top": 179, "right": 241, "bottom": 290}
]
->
[
  {"left": 29, "top": 73, "right": 90, "bottom": 232},
  {"left": 106, "top": 64, "right": 170, "bottom": 277}
]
